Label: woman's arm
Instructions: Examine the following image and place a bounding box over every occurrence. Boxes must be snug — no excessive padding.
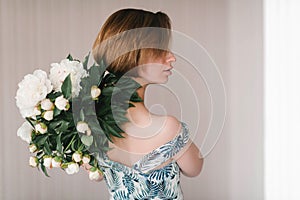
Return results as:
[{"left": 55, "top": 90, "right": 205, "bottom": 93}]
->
[
  {"left": 175, "top": 141, "right": 204, "bottom": 177},
  {"left": 167, "top": 116, "right": 204, "bottom": 177}
]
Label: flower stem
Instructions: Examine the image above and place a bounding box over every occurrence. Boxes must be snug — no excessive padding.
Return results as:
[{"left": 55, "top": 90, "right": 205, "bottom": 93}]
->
[{"left": 64, "top": 134, "right": 76, "bottom": 153}]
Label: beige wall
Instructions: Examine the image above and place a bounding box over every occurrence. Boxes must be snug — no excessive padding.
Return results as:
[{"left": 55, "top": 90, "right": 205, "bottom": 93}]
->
[{"left": 0, "top": 0, "right": 263, "bottom": 199}]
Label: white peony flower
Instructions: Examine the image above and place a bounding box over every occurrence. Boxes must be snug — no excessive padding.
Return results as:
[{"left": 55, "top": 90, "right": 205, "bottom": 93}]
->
[
  {"left": 35, "top": 122, "right": 47, "bottom": 134},
  {"left": 65, "top": 162, "right": 79, "bottom": 175},
  {"left": 54, "top": 95, "right": 69, "bottom": 111},
  {"left": 89, "top": 168, "right": 103, "bottom": 181},
  {"left": 82, "top": 155, "right": 91, "bottom": 164},
  {"left": 43, "top": 156, "right": 52, "bottom": 168},
  {"left": 17, "top": 121, "right": 33, "bottom": 143},
  {"left": 29, "top": 156, "right": 38, "bottom": 167},
  {"left": 91, "top": 85, "right": 101, "bottom": 100},
  {"left": 41, "top": 99, "right": 54, "bottom": 110},
  {"left": 76, "top": 121, "right": 91, "bottom": 136},
  {"left": 72, "top": 151, "right": 82, "bottom": 163},
  {"left": 15, "top": 69, "right": 53, "bottom": 118},
  {"left": 49, "top": 59, "right": 88, "bottom": 97},
  {"left": 42, "top": 110, "right": 54, "bottom": 121},
  {"left": 51, "top": 157, "right": 62, "bottom": 168},
  {"left": 29, "top": 144, "right": 37, "bottom": 153}
]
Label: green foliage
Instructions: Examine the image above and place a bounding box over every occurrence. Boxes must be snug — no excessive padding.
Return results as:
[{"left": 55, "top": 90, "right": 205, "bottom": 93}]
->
[
  {"left": 81, "top": 135, "right": 93, "bottom": 146},
  {"left": 66, "top": 54, "right": 73, "bottom": 61},
  {"left": 40, "top": 163, "right": 50, "bottom": 177},
  {"left": 61, "top": 74, "right": 72, "bottom": 100}
]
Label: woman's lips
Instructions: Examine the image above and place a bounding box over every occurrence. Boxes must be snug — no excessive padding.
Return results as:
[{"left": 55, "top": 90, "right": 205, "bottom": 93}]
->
[
  {"left": 164, "top": 69, "right": 172, "bottom": 75},
  {"left": 164, "top": 66, "right": 173, "bottom": 71}
]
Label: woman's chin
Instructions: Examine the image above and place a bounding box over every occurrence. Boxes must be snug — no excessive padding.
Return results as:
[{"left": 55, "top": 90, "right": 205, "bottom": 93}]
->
[{"left": 160, "top": 77, "right": 169, "bottom": 84}]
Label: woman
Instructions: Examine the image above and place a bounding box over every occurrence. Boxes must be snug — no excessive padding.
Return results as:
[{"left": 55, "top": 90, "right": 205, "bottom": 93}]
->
[{"left": 84, "top": 8, "right": 204, "bottom": 199}]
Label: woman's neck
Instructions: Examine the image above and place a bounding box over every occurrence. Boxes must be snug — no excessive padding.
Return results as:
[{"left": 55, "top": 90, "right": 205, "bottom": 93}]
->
[
  {"left": 125, "top": 77, "right": 152, "bottom": 125},
  {"left": 131, "top": 76, "right": 148, "bottom": 101}
]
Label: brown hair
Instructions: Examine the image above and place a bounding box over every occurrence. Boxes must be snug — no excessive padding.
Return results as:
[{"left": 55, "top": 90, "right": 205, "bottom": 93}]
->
[{"left": 92, "top": 8, "right": 172, "bottom": 77}]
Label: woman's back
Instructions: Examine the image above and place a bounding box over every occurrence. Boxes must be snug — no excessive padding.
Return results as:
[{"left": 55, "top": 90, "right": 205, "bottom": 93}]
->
[
  {"left": 107, "top": 114, "right": 182, "bottom": 167},
  {"left": 97, "top": 113, "right": 190, "bottom": 200}
]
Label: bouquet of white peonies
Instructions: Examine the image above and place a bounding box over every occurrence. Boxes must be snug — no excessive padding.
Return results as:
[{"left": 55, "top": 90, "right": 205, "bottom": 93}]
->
[{"left": 15, "top": 53, "right": 143, "bottom": 180}]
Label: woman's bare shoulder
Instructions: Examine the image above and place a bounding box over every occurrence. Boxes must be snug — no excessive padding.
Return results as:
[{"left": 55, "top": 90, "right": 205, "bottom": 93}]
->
[{"left": 156, "top": 115, "right": 183, "bottom": 141}]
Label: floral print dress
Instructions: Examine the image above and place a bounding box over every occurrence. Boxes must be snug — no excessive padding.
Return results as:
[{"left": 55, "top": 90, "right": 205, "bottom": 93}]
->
[{"left": 96, "top": 121, "right": 190, "bottom": 200}]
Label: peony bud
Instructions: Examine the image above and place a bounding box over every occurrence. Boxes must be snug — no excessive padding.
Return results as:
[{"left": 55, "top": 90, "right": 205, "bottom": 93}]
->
[
  {"left": 29, "top": 156, "right": 38, "bottom": 167},
  {"left": 91, "top": 85, "right": 101, "bottom": 100},
  {"left": 89, "top": 167, "right": 103, "bottom": 181},
  {"left": 54, "top": 95, "right": 69, "bottom": 111},
  {"left": 51, "top": 156, "right": 62, "bottom": 168},
  {"left": 76, "top": 121, "right": 91, "bottom": 136},
  {"left": 35, "top": 122, "right": 47, "bottom": 134},
  {"left": 82, "top": 155, "right": 91, "bottom": 164},
  {"left": 29, "top": 144, "right": 37, "bottom": 153},
  {"left": 43, "top": 156, "right": 52, "bottom": 168},
  {"left": 33, "top": 106, "right": 41, "bottom": 116},
  {"left": 65, "top": 162, "right": 79, "bottom": 175},
  {"left": 72, "top": 151, "right": 82, "bottom": 163},
  {"left": 41, "top": 98, "right": 54, "bottom": 110},
  {"left": 42, "top": 110, "right": 54, "bottom": 121}
]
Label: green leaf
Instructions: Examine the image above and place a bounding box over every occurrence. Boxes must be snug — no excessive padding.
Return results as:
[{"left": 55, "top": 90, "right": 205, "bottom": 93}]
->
[
  {"left": 113, "top": 112, "right": 129, "bottom": 124},
  {"left": 61, "top": 74, "right": 72, "bottom": 99},
  {"left": 57, "top": 121, "right": 70, "bottom": 132},
  {"left": 81, "top": 135, "right": 93, "bottom": 147},
  {"left": 56, "top": 133, "right": 63, "bottom": 153},
  {"left": 105, "top": 123, "right": 123, "bottom": 138},
  {"left": 82, "top": 52, "right": 90, "bottom": 70},
  {"left": 64, "top": 134, "right": 76, "bottom": 153},
  {"left": 47, "top": 91, "right": 63, "bottom": 101},
  {"left": 81, "top": 95, "right": 93, "bottom": 103},
  {"left": 101, "top": 86, "right": 115, "bottom": 96},
  {"left": 53, "top": 107, "right": 61, "bottom": 117},
  {"left": 36, "top": 152, "right": 44, "bottom": 160},
  {"left": 130, "top": 92, "right": 143, "bottom": 103},
  {"left": 89, "top": 64, "right": 102, "bottom": 86},
  {"left": 25, "top": 117, "right": 35, "bottom": 128},
  {"left": 48, "top": 120, "right": 62, "bottom": 130},
  {"left": 71, "top": 139, "right": 77, "bottom": 151},
  {"left": 96, "top": 103, "right": 110, "bottom": 116},
  {"left": 66, "top": 54, "right": 73, "bottom": 61},
  {"left": 89, "top": 120, "right": 104, "bottom": 135},
  {"left": 84, "top": 107, "right": 96, "bottom": 116},
  {"left": 35, "top": 135, "right": 49, "bottom": 146},
  {"left": 43, "top": 142, "right": 51, "bottom": 155},
  {"left": 128, "top": 102, "right": 136, "bottom": 108},
  {"left": 40, "top": 163, "right": 50, "bottom": 177},
  {"left": 80, "top": 108, "right": 85, "bottom": 121}
]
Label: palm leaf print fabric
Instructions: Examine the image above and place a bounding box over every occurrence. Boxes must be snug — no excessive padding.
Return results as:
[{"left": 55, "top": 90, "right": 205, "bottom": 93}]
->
[{"left": 96, "top": 121, "right": 190, "bottom": 200}]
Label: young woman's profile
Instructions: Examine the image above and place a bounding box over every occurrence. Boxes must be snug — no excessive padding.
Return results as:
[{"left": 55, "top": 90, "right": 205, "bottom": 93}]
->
[{"left": 83, "top": 8, "right": 204, "bottom": 199}]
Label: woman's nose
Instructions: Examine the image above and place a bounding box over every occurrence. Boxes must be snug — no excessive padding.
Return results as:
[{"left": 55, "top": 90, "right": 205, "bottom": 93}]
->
[{"left": 166, "top": 52, "right": 176, "bottom": 63}]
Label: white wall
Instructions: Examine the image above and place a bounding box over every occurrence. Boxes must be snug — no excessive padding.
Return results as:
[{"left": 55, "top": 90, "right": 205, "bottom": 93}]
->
[
  {"left": 227, "top": 0, "right": 264, "bottom": 199},
  {"left": 0, "top": 0, "right": 263, "bottom": 199}
]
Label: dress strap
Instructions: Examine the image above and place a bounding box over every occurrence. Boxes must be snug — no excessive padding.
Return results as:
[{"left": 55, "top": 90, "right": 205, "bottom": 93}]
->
[{"left": 133, "top": 121, "right": 190, "bottom": 174}]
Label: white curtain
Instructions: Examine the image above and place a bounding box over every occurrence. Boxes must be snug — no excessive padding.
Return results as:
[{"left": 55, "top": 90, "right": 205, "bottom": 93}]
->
[{"left": 264, "top": 0, "right": 300, "bottom": 199}]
